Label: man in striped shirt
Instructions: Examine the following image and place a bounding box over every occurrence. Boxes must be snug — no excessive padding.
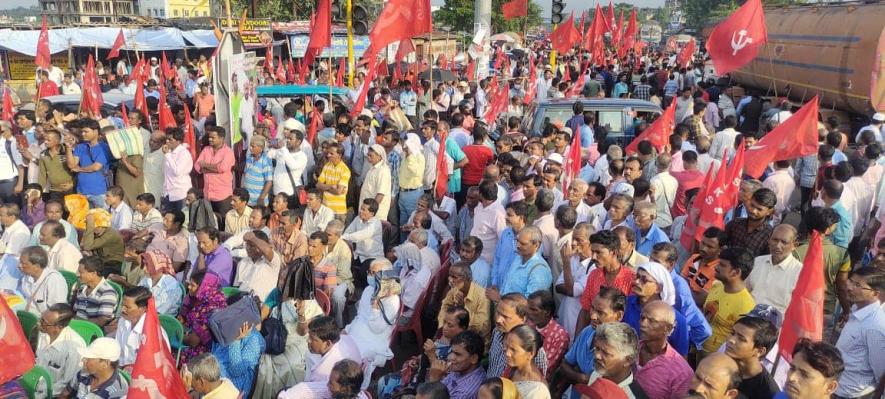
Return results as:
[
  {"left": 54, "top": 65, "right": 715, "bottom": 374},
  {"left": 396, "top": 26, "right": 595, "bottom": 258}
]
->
[
  {"left": 242, "top": 135, "right": 274, "bottom": 207},
  {"left": 73, "top": 255, "right": 119, "bottom": 331}
]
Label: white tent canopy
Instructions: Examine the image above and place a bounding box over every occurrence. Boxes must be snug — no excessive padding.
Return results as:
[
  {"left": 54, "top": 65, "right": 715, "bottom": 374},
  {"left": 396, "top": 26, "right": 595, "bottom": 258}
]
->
[{"left": 0, "top": 27, "right": 219, "bottom": 56}]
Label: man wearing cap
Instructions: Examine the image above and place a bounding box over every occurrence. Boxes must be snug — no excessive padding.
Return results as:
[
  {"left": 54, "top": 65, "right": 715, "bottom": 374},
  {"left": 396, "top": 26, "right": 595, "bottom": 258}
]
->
[
  {"left": 856, "top": 112, "right": 884, "bottom": 144},
  {"left": 62, "top": 337, "right": 129, "bottom": 398},
  {"left": 359, "top": 144, "right": 392, "bottom": 221}
]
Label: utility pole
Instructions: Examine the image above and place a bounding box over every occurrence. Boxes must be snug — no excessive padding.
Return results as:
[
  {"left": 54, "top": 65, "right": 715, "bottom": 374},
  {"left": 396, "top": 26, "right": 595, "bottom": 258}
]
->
[
  {"left": 474, "top": 0, "right": 491, "bottom": 80},
  {"left": 347, "top": 0, "right": 354, "bottom": 86}
]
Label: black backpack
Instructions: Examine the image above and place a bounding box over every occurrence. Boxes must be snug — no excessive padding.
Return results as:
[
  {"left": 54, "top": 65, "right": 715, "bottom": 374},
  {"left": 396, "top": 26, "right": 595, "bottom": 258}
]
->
[{"left": 260, "top": 304, "right": 288, "bottom": 356}]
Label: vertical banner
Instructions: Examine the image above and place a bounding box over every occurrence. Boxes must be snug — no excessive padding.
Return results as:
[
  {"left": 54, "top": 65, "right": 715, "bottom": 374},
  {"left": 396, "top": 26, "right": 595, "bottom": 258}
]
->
[{"left": 226, "top": 52, "right": 258, "bottom": 145}]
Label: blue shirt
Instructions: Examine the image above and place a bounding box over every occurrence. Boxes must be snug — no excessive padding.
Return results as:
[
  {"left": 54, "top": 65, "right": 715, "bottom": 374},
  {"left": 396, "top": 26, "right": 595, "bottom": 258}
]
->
[
  {"left": 564, "top": 325, "right": 596, "bottom": 374},
  {"left": 243, "top": 153, "right": 274, "bottom": 206},
  {"left": 212, "top": 328, "right": 265, "bottom": 397},
  {"left": 73, "top": 141, "right": 111, "bottom": 195},
  {"left": 500, "top": 252, "right": 552, "bottom": 297},
  {"left": 623, "top": 295, "right": 691, "bottom": 355},
  {"left": 613, "top": 82, "right": 629, "bottom": 99},
  {"left": 491, "top": 227, "right": 518, "bottom": 288},
  {"left": 566, "top": 114, "right": 584, "bottom": 134},
  {"left": 671, "top": 269, "right": 713, "bottom": 350},
  {"left": 831, "top": 201, "right": 853, "bottom": 248},
  {"left": 579, "top": 125, "right": 594, "bottom": 148},
  {"left": 833, "top": 150, "right": 848, "bottom": 164},
  {"left": 634, "top": 224, "right": 670, "bottom": 257},
  {"left": 446, "top": 137, "right": 466, "bottom": 193},
  {"left": 470, "top": 258, "right": 491, "bottom": 288}
]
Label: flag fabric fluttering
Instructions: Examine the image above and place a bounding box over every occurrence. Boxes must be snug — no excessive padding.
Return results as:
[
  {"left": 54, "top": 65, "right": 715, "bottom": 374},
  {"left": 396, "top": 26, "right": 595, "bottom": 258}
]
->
[
  {"left": 80, "top": 55, "right": 104, "bottom": 118},
  {"left": 303, "top": 0, "right": 332, "bottom": 68},
  {"left": 676, "top": 38, "right": 696, "bottom": 69},
  {"left": 778, "top": 230, "right": 826, "bottom": 362},
  {"left": 365, "top": 0, "right": 432, "bottom": 58},
  {"left": 120, "top": 102, "right": 130, "bottom": 127},
  {"left": 2, "top": 88, "right": 15, "bottom": 123},
  {"left": 108, "top": 29, "right": 126, "bottom": 60},
  {"left": 157, "top": 83, "right": 177, "bottom": 130},
  {"left": 550, "top": 12, "right": 581, "bottom": 54},
  {"left": 705, "top": 0, "right": 767, "bottom": 75},
  {"left": 127, "top": 298, "right": 190, "bottom": 399},
  {"left": 502, "top": 0, "right": 528, "bottom": 20},
  {"left": 586, "top": 4, "right": 607, "bottom": 66},
  {"left": 0, "top": 295, "right": 35, "bottom": 384},
  {"left": 743, "top": 96, "right": 820, "bottom": 178},
  {"left": 679, "top": 165, "right": 716, "bottom": 250},
  {"left": 625, "top": 100, "right": 676, "bottom": 154},
  {"left": 350, "top": 58, "right": 378, "bottom": 116},
  {"left": 562, "top": 116, "right": 583, "bottom": 193},
  {"left": 620, "top": 9, "right": 638, "bottom": 59},
  {"left": 35, "top": 16, "right": 51, "bottom": 70},
  {"left": 693, "top": 143, "right": 745, "bottom": 241},
  {"left": 336, "top": 57, "right": 346, "bottom": 86}
]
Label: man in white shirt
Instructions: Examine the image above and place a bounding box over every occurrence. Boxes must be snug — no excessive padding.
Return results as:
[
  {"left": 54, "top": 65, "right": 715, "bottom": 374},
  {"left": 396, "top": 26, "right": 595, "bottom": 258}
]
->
[
  {"left": 469, "top": 180, "right": 507, "bottom": 265},
  {"left": 359, "top": 145, "right": 393, "bottom": 221},
  {"left": 61, "top": 73, "right": 81, "bottom": 95},
  {"left": 556, "top": 222, "right": 594, "bottom": 339},
  {"left": 19, "top": 246, "right": 68, "bottom": 315},
  {"left": 303, "top": 189, "right": 335, "bottom": 236},
  {"left": 745, "top": 224, "right": 803, "bottom": 315},
  {"left": 536, "top": 68, "right": 553, "bottom": 102},
  {"left": 29, "top": 201, "right": 80, "bottom": 250},
  {"left": 0, "top": 120, "right": 24, "bottom": 205},
  {"left": 115, "top": 286, "right": 170, "bottom": 368},
  {"left": 1, "top": 203, "right": 31, "bottom": 256},
  {"left": 650, "top": 154, "right": 678, "bottom": 230},
  {"left": 106, "top": 186, "right": 133, "bottom": 231},
  {"left": 35, "top": 304, "right": 86, "bottom": 395},
  {"left": 269, "top": 129, "right": 308, "bottom": 196},
  {"left": 235, "top": 231, "right": 282, "bottom": 301},
  {"left": 341, "top": 198, "right": 384, "bottom": 275},
  {"left": 842, "top": 158, "right": 875, "bottom": 240},
  {"left": 762, "top": 160, "right": 797, "bottom": 224},
  {"left": 555, "top": 179, "right": 593, "bottom": 224},
  {"left": 223, "top": 205, "right": 271, "bottom": 259},
  {"left": 408, "top": 228, "right": 440, "bottom": 275},
  {"left": 855, "top": 112, "right": 884, "bottom": 143},
  {"left": 39, "top": 220, "right": 82, "bottom": 273},
  {"left": 709, "top": 116, "right": 740, "bottom": 161}
]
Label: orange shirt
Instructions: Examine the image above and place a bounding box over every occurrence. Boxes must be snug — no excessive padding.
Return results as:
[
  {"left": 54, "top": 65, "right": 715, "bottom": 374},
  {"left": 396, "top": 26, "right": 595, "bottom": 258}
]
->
[
  {"left": 681, "top": 255, "right": 719, "bottom": 294},
  {"left": 196, "top": 93, "right": 215, "bottom": 119}
]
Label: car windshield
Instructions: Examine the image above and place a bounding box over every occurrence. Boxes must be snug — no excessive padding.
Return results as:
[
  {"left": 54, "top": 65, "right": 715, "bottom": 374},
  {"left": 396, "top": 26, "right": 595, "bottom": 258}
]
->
[{"left": 540, "top": 108, "right": 624, "bottom": 134}]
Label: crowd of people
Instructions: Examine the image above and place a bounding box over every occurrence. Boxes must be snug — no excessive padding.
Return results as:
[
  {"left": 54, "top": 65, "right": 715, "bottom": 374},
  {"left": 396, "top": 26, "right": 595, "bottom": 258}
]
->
[{"left": 1, "top": 39, "right": 885, "bottom": 399}]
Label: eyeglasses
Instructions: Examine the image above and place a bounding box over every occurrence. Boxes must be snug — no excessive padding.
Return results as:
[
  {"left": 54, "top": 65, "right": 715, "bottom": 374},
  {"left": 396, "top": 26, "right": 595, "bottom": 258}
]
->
[
  {"left": 847, "top": 279, "right": 876, "bottom": 292},
  {"left": 39, "top": 318, "right": 58, "bottom": 327}
]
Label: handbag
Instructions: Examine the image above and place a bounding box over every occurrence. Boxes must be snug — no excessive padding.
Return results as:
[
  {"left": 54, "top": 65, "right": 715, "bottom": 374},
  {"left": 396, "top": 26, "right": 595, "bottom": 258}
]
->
[
  {"left": 283, "top": 160, "right": 307, "bottom": 206},
  {"left": 208, "top": 295, "right": 263, "bottom": 346},
  {"left": 260, "top": 304, "right": 288, "bottom": 355}
]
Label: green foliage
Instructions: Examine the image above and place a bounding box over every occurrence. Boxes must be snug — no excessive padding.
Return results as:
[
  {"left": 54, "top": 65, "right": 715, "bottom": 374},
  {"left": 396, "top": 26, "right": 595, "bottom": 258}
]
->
[
  {"left": 434, "top": 0, "right": 543, "bottom": 34},
  {"left": 229, "top": 0, "right": 376, "bottom": 23},
  {"left": 682, "top": 0, "right": 803, "bottom": 30}
]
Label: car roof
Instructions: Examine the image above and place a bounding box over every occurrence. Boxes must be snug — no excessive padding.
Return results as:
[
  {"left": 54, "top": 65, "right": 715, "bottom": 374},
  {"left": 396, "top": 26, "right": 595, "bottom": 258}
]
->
[
  {"left": 43, "top": 93, "right": 134, "bottom": 105},
  {"left": 538, "top": 98, "right": 662, "bottom": 111}
]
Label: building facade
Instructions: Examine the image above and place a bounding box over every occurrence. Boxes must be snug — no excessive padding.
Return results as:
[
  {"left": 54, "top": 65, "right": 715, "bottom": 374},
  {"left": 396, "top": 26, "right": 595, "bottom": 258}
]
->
[
  {"left": 40, "top": 0, "right": 139, "bottom": 24},
  {"left": 139, "top": 0, "right": 211, "bottom": 19}
]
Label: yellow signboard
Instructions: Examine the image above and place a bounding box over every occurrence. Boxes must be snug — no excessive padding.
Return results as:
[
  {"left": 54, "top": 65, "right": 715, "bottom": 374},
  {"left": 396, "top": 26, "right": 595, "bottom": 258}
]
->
[
  {"left": 219, "top": 18, "right": 272, "bottom": 48},
  {"left": 7, "top": 52, "right": 68, "bottom": 81}
]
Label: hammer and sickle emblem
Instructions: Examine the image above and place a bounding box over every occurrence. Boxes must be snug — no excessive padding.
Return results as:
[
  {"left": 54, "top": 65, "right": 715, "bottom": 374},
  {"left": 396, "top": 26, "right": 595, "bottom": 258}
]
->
[{"left": 731, "top": 30, "right": 753, "bottom": 55}]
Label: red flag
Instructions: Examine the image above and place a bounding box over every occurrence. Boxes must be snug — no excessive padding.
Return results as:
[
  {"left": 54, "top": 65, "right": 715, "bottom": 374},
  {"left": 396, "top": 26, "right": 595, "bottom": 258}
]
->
[
  {"left": 550, "top": 12, "right": 581, "bottom": 54},
  {"left": 120, "top": 102, "right": 130, "bottom": 127},
  {"left": 350, "top": 58, "right": 377, "bottom": 117},
  {"left": 705, "top": 0, "right": 767, "bottom": 75},
  {"left": 276, "top": 56, "right": 287, "bottom": 83},
  {"left": 133, "top": 66, "right": 149, "bottom": 121},
  {"left": 265, "top": 46, "right": 274, "bottom": 74},
  {"left": 626, "top": 99, "right": 676, "bottom": 154},
  {"left": 694, "top": 143, "right": 745, "bottom": 241},
  {"left": 523, "top": 59, "right": 538, "bottom": 104},
  {"left": 157, "top": 83, "right": 176, "bottom": 130},
  {"left": 365, "top": 0, "right": 432, "bottom": 57},
  {"left": 578, "top": 11, "right": 586, "bottom": 35},
  {"left": 107, "top": 29, "right": 126, "bottom": 60},
  {"left": 0, "top": 295, "right": 35, "bottom": 383},
  {"left": 2, "top": 88, "right": 14, "bottom": 122},
  {"left": 620, "top": 9, "right": 638, "bottom": 59},
  {"left": 182, "top": 103, "right": 197, "bottom": 160},
  {"left": 287, "top": 58, "right": 297, "bottom": 84},
  {"left": 586, "top": 4, "right": 607, "bottom": 66},
  {"left": 80, "top": 55, "right": 104, "bottom": 118},
  {"left": 679, "top": 166, "right": 716, "bottom": 250},
  {"left": 307, "top": 109, "right": 322, "bottom": 145},
  {"left": 606, "top": 1, "right": 615, "bottom": 33},
  {"left": 160, "top": 52, "right": 173, "bottom": 81},
  {"left": 336, "top": 58, "right": 346, "bottom": 86},
  {"left": 304, "top": 0, "right": 332, "bottom": 68},
  {"left": 35, "top": 16, "right": 51, "bottom": 70},
  {"left": 562, "top": 117, "right": 583, "bottom": 193},
  {"left": 127, "top": 298, "right": 189, "bottom": 398},
  {"left": 435, "top": 129, "right": 449, "bottom": 200},
  {"left": 612, "top": 10, "right": 625, "bottom": 49},
  {"left": 502, "top": 0, "right": 528, "bottom": 20},
  {"left": 778, "top": 230, "right": 826, "bottom": 362},
  {"left": 395, "top": 39, "right": 415, "bottom": 63},
  {"left": 465, "top": 60, "right": 475, "bottom": 80},
  {"left": 677, "top": 38, "right": 696, "bottom": 69},
  {"left": 744, "top": 96, "right": 820, "bottom": 178}
]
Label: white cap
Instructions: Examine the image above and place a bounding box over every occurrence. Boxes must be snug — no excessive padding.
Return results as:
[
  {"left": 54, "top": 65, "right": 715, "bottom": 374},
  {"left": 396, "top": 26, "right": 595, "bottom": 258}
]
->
[
  {"left": 77, "top": 337, "right": 121, "bottom": 361},
  {"left": 873, "top": 112, "right": 885, "bottom": 122},
  {"left": 283, "top": 118, "right": 305, "bottom": 133},
  {"left": 546, "top": 153, "right": 564, "bottom": 165}
]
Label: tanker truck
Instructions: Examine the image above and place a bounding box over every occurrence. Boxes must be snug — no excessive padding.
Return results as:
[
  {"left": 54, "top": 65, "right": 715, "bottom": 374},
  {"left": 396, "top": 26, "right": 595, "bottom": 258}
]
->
[{"left": 714, "top": 1, "right": 885, "bottom": 117}]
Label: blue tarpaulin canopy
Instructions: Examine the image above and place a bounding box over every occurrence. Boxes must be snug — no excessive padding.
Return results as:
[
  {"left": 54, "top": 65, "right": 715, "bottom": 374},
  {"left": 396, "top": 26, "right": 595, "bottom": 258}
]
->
[
  {"left": 256, "top": 84, "right": 349, "bottom": 97},
  {"left": 0, "top": 27, "right": 219, "bottom": 56}
]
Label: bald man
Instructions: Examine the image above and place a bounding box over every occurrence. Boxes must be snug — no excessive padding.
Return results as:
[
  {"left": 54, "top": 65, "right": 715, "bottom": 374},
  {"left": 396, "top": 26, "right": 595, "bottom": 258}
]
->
[
  {"left": 745, "top": 224, "right": 803, "bottom": 314},
  {"left": 634, "top": 301, "right": 693, "bottom": 399},
  {"left": 688, "top": 352, "right": 742, "bottom": 399}
]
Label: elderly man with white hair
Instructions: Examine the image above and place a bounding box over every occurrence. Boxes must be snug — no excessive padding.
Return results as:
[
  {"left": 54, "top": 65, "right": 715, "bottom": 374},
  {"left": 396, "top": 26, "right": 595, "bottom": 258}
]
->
[
  {"left": 324, "top": 220, "right": 353, "bottom": 327},
  {"left": 632, "top": 201, "right": 670, "bottom": 257},
  {"left": 491, "top": 226, "right": 552, "bottom": 299},
  {"left": 182, "top": 353, "right": 241, "bottom": 398},
  {"left": 556, "top": 179, "right": 594, "bottom": 225},
  {"left": 408, "top": 228, "right": 440, "bottom": 274},
  {"left": 395, "top": 242, "right": 431, "bottom": 315},
  {"left": 593, "top": 144, "right": 623, "bottom": 186},
  {"left": 359, "top": 144, "right": 392, "bottom": 221},
  {"left": 588, "top": 322, "right": 649, "bottom": 398}
]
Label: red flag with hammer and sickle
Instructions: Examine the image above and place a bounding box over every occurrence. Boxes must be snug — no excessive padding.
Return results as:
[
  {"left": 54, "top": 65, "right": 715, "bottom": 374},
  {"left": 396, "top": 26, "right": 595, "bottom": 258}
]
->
[{"left": 705, "top": 0, "right": 767, "bottom": 75}]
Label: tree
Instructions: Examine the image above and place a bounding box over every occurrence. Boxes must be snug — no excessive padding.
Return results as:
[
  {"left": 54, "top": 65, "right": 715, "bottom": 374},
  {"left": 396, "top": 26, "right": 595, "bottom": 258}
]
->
[
  {"left": 229, "top": 0, "right": 375, "bottom": 23},
  {"left": 682, "top": 0, "right": 803, "bottom": 30},
  {"left": 434, "top": 0, "right": 543, "bottom": 34}
]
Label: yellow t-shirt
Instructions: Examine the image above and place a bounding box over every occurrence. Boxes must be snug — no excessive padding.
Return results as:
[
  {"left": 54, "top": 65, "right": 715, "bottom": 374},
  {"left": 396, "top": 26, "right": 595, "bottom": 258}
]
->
[
  {"left": 702, "top": 283, "right": 756, "bottom": 353},
  {"left": 318, "top": 161, "right": 350, "bottom": 215}
]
